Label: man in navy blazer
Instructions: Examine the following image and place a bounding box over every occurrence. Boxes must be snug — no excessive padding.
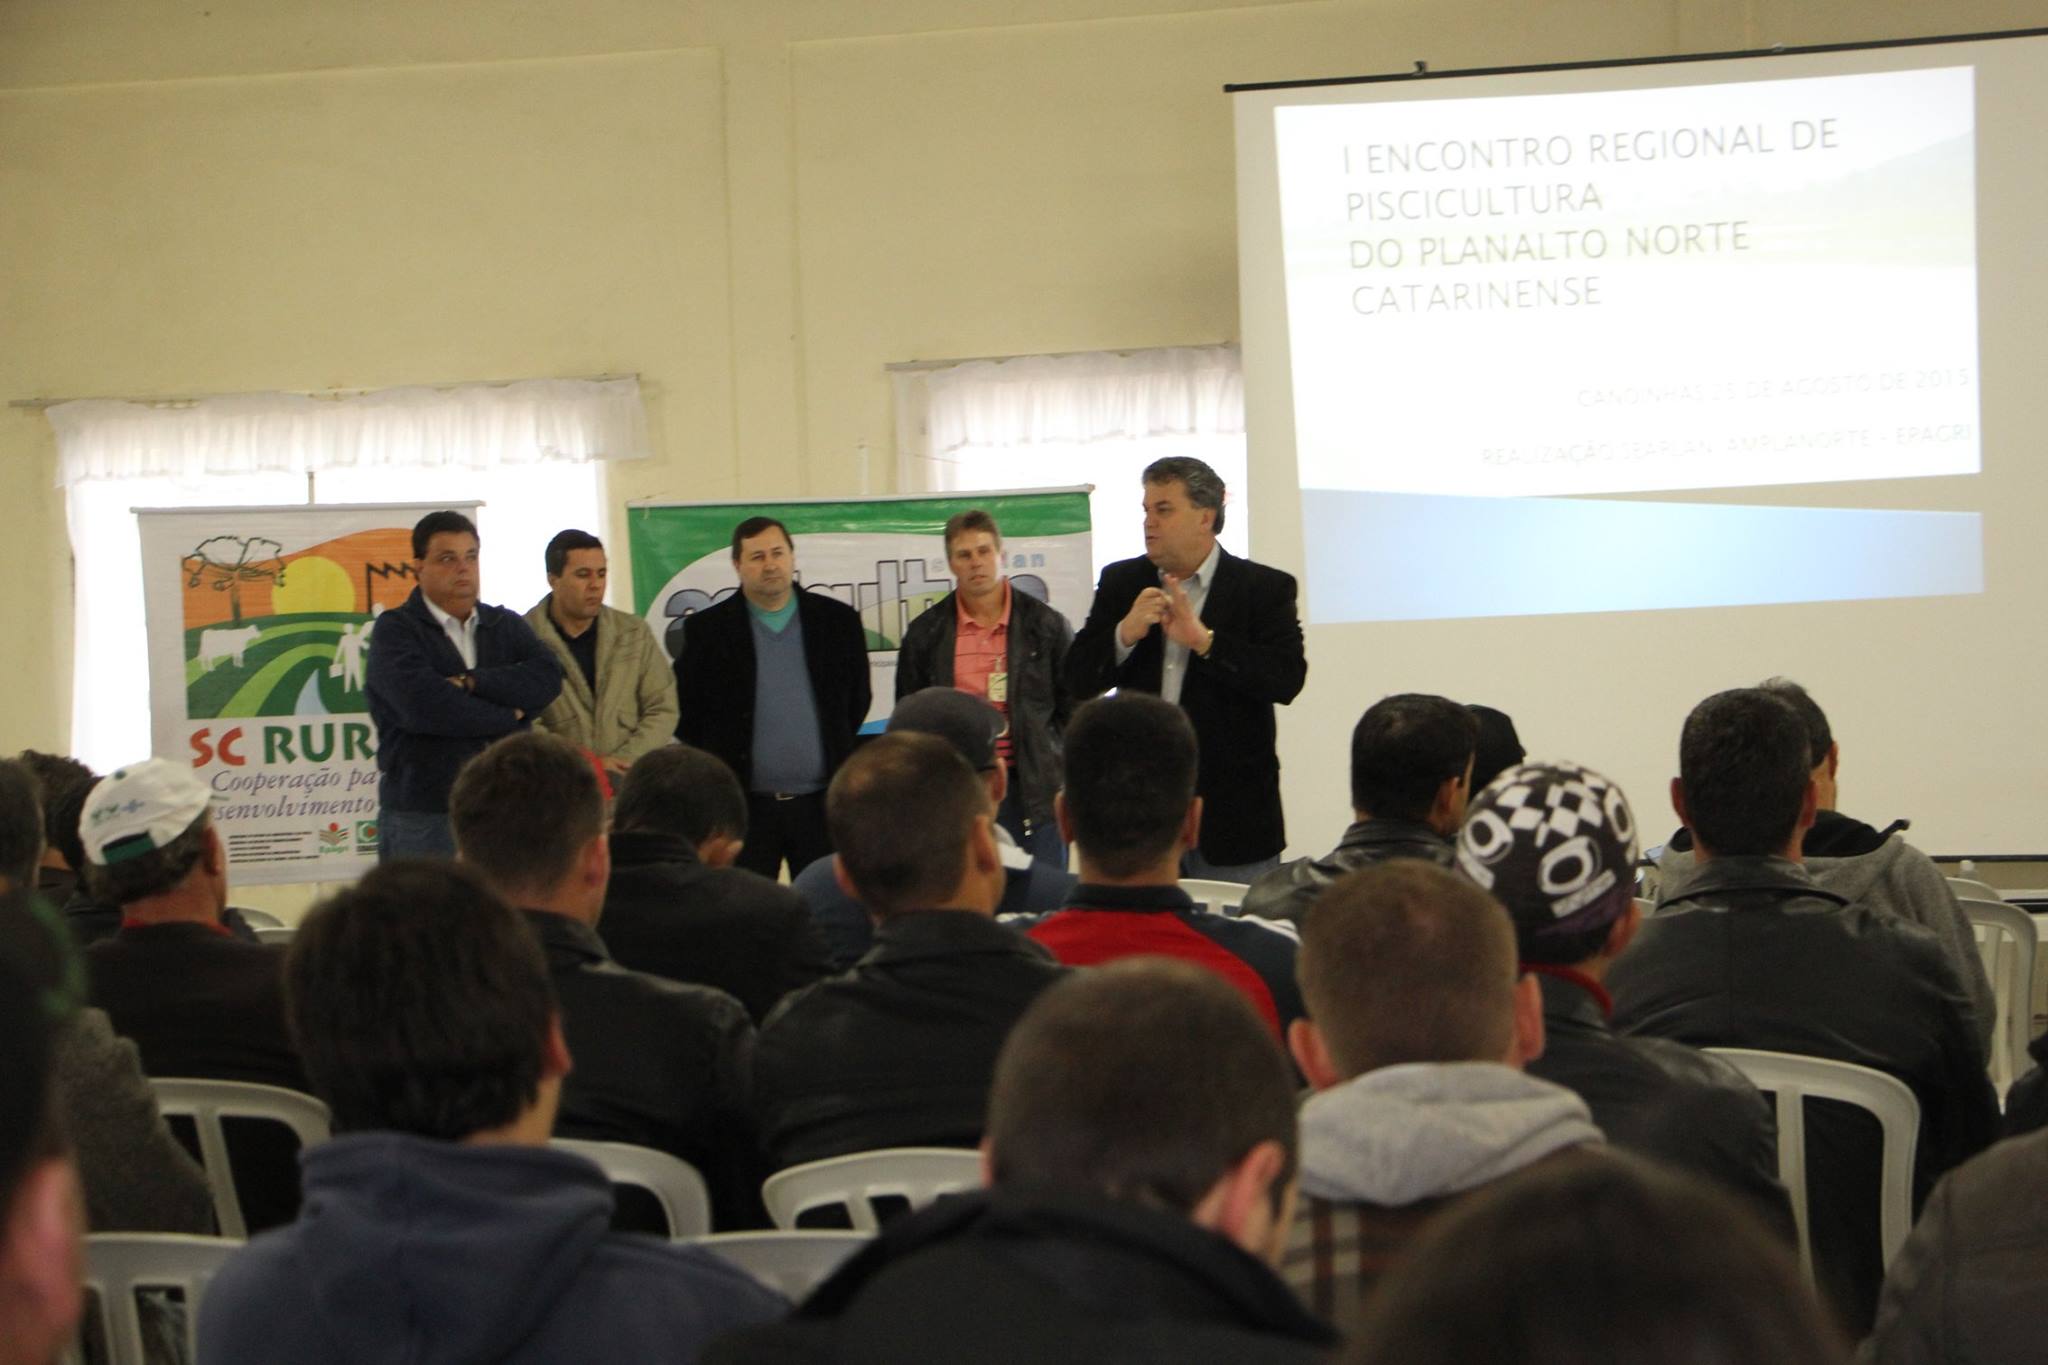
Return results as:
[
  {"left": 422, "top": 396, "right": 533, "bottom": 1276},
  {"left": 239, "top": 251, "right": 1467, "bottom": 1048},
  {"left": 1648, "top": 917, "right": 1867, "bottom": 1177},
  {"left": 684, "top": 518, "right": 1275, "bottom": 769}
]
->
[
  {"left": 1065, "top": 458, "right": 1307, "bottom": 881},
  {"left": 365, "top": 510, "right": 563, "bottom": 860}
]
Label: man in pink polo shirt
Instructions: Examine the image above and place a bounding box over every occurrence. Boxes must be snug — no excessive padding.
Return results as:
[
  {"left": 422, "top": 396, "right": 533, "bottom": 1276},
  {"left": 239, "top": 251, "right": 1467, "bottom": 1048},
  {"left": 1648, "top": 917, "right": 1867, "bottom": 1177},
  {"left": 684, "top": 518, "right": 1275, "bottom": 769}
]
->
[{"left": 897, "top": 509, "right": 1075, "bottom": 867}]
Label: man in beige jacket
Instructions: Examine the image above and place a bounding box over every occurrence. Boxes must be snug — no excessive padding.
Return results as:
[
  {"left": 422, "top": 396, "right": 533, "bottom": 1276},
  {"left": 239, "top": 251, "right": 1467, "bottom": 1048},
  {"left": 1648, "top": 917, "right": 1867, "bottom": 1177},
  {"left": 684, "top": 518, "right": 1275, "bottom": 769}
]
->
[{"left": 525, "top": 530, "right": 679, "bottom": 776}]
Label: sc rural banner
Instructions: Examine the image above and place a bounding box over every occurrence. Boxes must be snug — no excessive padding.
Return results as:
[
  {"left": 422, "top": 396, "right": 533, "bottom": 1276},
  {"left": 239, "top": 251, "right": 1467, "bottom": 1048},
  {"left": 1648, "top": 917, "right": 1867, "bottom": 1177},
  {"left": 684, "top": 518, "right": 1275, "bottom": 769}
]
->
[
  {"left": 627, "top": 488, "right": 1094, "bottom": 728},
  {"left": 137, "top": 502, "right": 464, "bottom": 883}
]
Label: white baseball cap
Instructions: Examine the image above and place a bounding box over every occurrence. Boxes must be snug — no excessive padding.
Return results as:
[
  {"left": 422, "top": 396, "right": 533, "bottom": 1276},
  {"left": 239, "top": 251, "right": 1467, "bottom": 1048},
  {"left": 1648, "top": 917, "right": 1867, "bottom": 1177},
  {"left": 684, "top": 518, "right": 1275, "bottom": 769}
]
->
[{"left": 81, "top": 759, "right": 221, "bottom": 867}]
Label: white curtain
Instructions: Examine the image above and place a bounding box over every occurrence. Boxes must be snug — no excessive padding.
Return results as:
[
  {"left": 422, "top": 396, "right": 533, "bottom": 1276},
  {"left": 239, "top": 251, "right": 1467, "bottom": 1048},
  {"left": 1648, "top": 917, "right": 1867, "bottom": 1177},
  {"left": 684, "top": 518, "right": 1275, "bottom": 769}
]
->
[
  {"left": 56, "top": 380, "right": 625, "bottom": 770},
  {"left": 896, "top": 346, "right": 1249, "bottom": 572},
  {"left": 47, "top": 377, "right": 649, "bottom": 486}
]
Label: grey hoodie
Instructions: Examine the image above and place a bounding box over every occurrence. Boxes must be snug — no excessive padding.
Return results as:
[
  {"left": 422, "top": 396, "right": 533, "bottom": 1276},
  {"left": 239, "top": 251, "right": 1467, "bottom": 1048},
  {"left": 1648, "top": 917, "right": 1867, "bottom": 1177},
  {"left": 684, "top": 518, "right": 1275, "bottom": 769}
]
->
[
  {"left": 1655, "top": 839, "right": 1994, "bottom": 1049},
  {"left": 1298, "top": 1061, "right": 1603, "bottom": 1206}
]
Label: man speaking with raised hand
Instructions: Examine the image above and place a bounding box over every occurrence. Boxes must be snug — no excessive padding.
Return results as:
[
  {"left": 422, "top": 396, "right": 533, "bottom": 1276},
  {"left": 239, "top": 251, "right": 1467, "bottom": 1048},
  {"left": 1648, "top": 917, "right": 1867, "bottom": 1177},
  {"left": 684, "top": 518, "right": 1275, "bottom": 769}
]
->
[{"left": 1065, "top": 457, "right": 1307, "bottom": 883}]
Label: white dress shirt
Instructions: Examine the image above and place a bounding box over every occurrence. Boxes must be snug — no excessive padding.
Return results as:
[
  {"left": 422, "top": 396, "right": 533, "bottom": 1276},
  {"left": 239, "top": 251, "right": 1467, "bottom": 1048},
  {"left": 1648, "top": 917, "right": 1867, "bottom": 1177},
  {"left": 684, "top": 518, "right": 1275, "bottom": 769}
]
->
[
  {"left": 1115, "top": 539, "right": 1220, "bottom": 705},
  {"left": 422, "top": 594, "right": 480, "bottom": 670}
]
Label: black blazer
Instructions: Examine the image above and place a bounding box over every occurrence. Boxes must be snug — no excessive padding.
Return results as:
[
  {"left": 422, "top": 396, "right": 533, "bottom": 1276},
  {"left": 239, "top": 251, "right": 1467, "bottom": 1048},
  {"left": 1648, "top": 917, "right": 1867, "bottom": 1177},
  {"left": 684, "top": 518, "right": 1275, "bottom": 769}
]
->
[
  {"left": 672, "top": 589, "right": 872, "bottom": 790},
  {"left": 1065, "top": 549, "right": 1307, "bottom": 865},
  {"left": 86, "top": 923, "right": 307, "bottom": 1093}
]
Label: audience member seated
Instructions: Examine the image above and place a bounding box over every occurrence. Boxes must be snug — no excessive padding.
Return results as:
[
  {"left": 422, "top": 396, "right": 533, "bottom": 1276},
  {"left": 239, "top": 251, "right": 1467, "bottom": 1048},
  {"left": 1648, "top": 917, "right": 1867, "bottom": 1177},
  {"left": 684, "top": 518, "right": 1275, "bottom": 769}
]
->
[
  {"left": 1279, "top": 861, "right": 1601, "bottom": 1334},
  {"left": 1610, "top": 687, "right": 1997, "bottom": 1333},
  {"left": 0, "top": 769, "right": 213, "bottom": 1236},
  {"left": 0, "top": 916, "right": 84, "bottom": 1365},
  {"left": 1347, "top": 1153, "right": 1848, "bottom": 1365},
  {"left": 1458, "top": 760, "right": 1793, "bottom": 1238},
  {"left": 1241, "top": 693, "right": 1471, "bottom": 925},
  {"left": 77, "top": 760, "right": 306, "bottom": 1093},
  {"left": 1863, "top": 1125, "right": 2048, "bottom": 1364},
  {"left": 752, "top": 732, "right": 1066, "bottom": 1170},
  {"left": 1019, "top": 694, "right": 1304, "bottom": 1035},
  {"left": 793, "top": 688, "right": 1075, "bottom": 970},
  {"left": 1654, "top": 677, "right": 1993, "bottom": 1047},
  {"left": 197, "top": 861, "right": 785, "bottom": 1364},
  {"left": 709, "top": 960, "right": 1338, "bottom": 1365},
  {"left": 16, "top": 750, "right": 94, "bottom": 907},
  {"left": 1465, "top": 703, "right": 1525, "bottom": 793},
  {"left": 601, "top": 744, "right": 831, "bottom": 1023},
  {"left": 450, "top": 732, "right": 762, "bottom": 1228}
]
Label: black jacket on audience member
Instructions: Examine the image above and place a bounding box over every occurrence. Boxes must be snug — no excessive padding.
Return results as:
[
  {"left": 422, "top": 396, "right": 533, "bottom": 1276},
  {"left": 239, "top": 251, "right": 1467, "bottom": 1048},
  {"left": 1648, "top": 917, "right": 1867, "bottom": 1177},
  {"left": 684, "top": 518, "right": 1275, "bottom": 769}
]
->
[
  {"left": 1526, "top": 968, "right": 1796, "bottom": 1242},
  {"left": 703, "top": 1189, "right": 1337, "bottom": 1365},
  {"left": 751, "top": 911, "right": 1066, "bottom": 1171},
  {"left": 1239, "top": 816, "right": 1453, "bottom": 925},
  {"left": 520, "top": 910, "right": 764, "bottom": 1229},
  {"left": 599, "top": 830, "right": 833, "bottom": 1024},
  {"left": 1609, "top": 855, "right": 1998, "bottom": 1335},
  {"left": 85, "top": 922, "right": 308, "bottom": 1093}
]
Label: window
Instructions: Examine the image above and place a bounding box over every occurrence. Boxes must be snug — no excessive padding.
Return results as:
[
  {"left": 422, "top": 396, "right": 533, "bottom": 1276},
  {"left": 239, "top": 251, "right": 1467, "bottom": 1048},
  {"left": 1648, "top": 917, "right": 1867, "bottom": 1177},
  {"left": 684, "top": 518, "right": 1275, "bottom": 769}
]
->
[
  {"left": 893, "top": 345, "right": 1248, "bottom": 573},
  {"left": 52, "top": 381, "right": 638, "bottom": 771}
]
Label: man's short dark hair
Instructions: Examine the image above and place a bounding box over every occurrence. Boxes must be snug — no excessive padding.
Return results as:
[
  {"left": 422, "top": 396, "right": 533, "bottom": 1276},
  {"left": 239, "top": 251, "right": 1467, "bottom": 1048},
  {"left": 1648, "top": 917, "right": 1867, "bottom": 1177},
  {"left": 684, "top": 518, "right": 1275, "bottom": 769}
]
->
[
  {"left": 1299, "top": 861, "right": 1517, "bottom": 1079},
  {"left": 17, "top": 753, "right": 95, "bottom": 874},
  {"left": 1679, "top": 689, "right": 1812, "bottom": 857},
  {"left": 1060, "top": 694, "right": 1197, "bottom": 877},
  {"left": 0, "top": 761, "right": 44, "bottom": 892},
  {"left": 1351, "top": 694, "right": 1479, "bottom": 821},
  {"left": 1466, "top": 706, "right": 1525, "bottom": 795},
  {"left": 1758, "top": 677, "right": 1833, "bottom": 770},
  {"left": 450, "top": 733, "right": 605, "bottom": 897},
  {"left": 0, "top": 886, "right": 83, "bottom": 1210},
  {"left": 1141, "top": 455, "right": 1227, "bottom": 533},
  {"left": 84, "top": 815, "right": 209, "bottom": 908},
  {"left": 612, "top": 746, "right": 747, "bottom": 846},
  {"left": 987, "top": 959, "right": 1297, "bottom": 1214},
  {"left": 544, "top": 528, "right": 604, "bottom": 578},
  {"left": 286, "top": 861, "right": 556, "bottom": 1140},
  {"left": 942, "top": 509, "right": 1002, "bottom": 553},
  {"left": 826, "top": 732, "right": 988, "bottom": 916},
  {"left": 411, "top": 510, "right": 479, "bottom": 560},
  {"left": 730, "top": 516, "right": 792, "bottom": 561},
  {"left": 1352, "top": 1153, "right": 1845, "bottom": 1365}
]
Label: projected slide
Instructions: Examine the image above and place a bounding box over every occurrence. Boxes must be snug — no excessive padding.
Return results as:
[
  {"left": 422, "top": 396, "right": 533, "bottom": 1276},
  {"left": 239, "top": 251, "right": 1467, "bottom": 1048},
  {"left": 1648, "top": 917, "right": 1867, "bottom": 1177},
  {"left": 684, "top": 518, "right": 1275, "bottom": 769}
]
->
[{"left": 1267, "top": 66, "right": 1984, "bottom": 621}]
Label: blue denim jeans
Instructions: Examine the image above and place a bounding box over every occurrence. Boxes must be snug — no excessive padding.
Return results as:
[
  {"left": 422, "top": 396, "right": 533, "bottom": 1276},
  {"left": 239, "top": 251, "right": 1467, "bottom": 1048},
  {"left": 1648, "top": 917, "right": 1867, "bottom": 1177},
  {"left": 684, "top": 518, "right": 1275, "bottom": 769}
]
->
[
  {"left": 1179, "top": 847, "right": 1282, "bottom": 886},
  {"left": 376, "top": 808, "right": 455, "bottom": 862}
]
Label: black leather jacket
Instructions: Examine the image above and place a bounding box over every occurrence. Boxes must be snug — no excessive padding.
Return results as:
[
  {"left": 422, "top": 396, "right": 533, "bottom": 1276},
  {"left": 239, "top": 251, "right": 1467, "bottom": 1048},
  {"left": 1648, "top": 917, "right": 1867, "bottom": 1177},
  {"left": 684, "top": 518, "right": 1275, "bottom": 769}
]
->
[
  {"left": 895, "top": 585, "right": 1074, "bottom": 826},
  {"left": 752, "top": 910, "right": 1066, "bottom": 1171},
  {"left": 1609, "top": 855, "right": 1998, "bottom": 1333},
  {"left": 1528, "top": 968, "right": 1795, "bottom": 1243},
  {"left": 1240, "top": 817, "right": 1452, "bottom": 925}
]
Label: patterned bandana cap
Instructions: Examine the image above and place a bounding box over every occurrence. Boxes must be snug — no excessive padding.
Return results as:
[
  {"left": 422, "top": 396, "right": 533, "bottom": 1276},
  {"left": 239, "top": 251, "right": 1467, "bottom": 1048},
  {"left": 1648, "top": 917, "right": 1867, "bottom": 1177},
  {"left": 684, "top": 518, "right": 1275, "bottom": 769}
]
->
[{"left": 1457, "top": 761, "right": 1639, "bottom": 944}]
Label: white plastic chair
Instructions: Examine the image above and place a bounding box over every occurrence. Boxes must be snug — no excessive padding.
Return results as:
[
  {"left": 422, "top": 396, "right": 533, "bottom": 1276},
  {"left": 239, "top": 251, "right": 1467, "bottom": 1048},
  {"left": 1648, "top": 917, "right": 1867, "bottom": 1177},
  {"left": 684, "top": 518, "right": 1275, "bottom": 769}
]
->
[
  {"left": 75, "top": 1233, "right": 241, "bottom": 1365},
  {"left": 234, "top": 906, "right": 286, "bottom": 929},
  {"left": 251, "top": 924, "right": 296, "bottom": 945},
  {"left": 1947, "top": 877, "right": 2004, "bottom": 903},
  {"left": 149, "top": 1079, "right": 331, "bottom": 1238},
  {"left": 762, "top": 1148, "right": 982, "bottom": 1232},
  {"left": 1705, "top": 1048, "right": 1920, "bottom": 1284},
  {"left": 549, "top": 1138, "right": 713, "bottom": 1239},
  {"left": 693, "top": 1230, "right": 870, "bottom": 1299},
  {"left": 1959, "top": 897, "right": 2039, "bottom": 1096},
  {"left": 1179, "top": 878, "right": 1250, "bottom": 915}
]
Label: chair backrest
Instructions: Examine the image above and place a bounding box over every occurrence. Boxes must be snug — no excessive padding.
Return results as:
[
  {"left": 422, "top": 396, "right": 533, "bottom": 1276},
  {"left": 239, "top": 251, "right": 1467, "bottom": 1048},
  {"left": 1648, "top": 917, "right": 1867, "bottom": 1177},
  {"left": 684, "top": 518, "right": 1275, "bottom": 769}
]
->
[
  {"left": 149, "top": 1079, "right": 331, "bottom": 1239},
  {"left": 692, "top": 1231, "right": 871, "bottom": 1300},
  {"left": 1947, "top": 877, "right": 2004, "bottom": 903},
  {"left": 1705, "top": 1048, "right": 1920, "bottom": 1284},
  {"left": 75, "top": 1234, "right": 242, "bottom": 1365},
  {"left": 1958, "top": 896, "right": 2039, "bottom": 1096},
  {"left": 549, "top": 1138, "right": 713, "bottom": 1239},
  {"left": 233, "top": 906, "right": 286, "bottom": 929},
  {"left": 251, "top": 924, "right": 296, "bottom": 945},
  {"left": 762, "top": 1148, "right": 982, "bottom": 1232},
  {"left": 1178, "top": 878, "right": 1249, "bottom": 915}
]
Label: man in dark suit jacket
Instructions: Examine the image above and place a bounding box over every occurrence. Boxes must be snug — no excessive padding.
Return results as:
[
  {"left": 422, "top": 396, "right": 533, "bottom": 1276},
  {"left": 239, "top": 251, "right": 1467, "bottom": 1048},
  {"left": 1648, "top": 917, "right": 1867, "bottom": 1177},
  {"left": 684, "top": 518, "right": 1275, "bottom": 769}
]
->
[
  {"left": 451, "top": 732, "right": 764, "bottom": 1229},
  {"left": 364, "top": 509, "right": 563, "bottom": 861},
  {"left": 600, "top": 745, "right": 831, "bottom": 1023},
  {"left": 76, "top": 760, "right": 307, "bottom": 1094},
  {"left": 672, "top": 516, "right": 872, "bottom": 879},
  {"left": 1065, "top": 458, "right": 1307, "bottom": 879}
]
